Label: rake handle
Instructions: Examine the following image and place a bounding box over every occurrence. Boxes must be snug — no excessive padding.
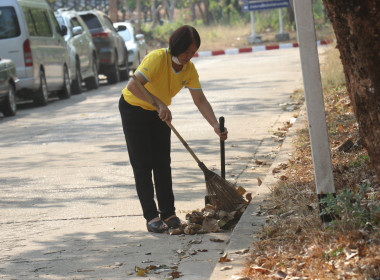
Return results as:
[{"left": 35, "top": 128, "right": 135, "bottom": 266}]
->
[
  {"left": 132, "top": 75, "right": 202, "bottom": 165},
  {"left": 219, "top": 116, "right": 225, "bottom": 179}
]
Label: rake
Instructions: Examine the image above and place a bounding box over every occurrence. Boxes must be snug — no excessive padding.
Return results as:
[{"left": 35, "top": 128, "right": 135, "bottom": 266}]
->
[{"left": 132, "top": 75, "right": 244, "bottom": 211}]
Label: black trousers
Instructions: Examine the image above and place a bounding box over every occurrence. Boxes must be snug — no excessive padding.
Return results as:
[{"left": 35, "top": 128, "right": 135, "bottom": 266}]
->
[{"left": 119, "top": 96, "right": 175, "bottom": 222}]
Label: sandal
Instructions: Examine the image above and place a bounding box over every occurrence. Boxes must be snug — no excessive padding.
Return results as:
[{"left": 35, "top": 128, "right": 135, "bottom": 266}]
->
[
  {"left": 146, "top": 218, "right": 168, "bottom": 233},
  {"left": 164, "top": 215, "right": 185, "bottom": 229}
]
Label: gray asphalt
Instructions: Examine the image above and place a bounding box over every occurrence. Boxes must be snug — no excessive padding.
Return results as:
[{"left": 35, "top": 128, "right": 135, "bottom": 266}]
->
[{"left": 0, "top": 48, "right": 305, "bottom": 279}]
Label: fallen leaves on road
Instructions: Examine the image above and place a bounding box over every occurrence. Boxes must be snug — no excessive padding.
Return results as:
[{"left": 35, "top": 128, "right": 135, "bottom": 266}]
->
[
  {"left": 219, "top": 253, "right": 231, "bottom": 263},
  {"left": 169, "top": 187, "right": 252, "bottom": 236}
]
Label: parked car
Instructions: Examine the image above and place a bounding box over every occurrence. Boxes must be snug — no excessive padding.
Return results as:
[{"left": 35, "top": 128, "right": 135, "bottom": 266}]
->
[
  {"left": 113, "top": 22, "right": 148, "bottom": 73},
  {"left": 0, "top": 0, "right": 71, "bottom": 106},
  {"left": 78, "top": 10, "right": 129, "bottom": 84},
  {"left": 0, "top": 57, "right": 18, "bottom": 117},
  {"left": 55, "top": 9, "right": 99, "bottom": 93}
]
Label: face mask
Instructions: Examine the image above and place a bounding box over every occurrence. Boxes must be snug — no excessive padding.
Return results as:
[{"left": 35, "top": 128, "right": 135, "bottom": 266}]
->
[{"left": 172, "top": 56, "right": 182, "bottom": 65}]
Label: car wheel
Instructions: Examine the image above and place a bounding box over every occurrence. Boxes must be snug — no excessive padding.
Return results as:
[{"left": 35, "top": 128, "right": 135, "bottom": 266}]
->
[
  {"left": 33, "top": 70, "right": 48, "bottom": 106},
  {"left": 107, "top": 51, "right": 120, "bottom": 84},
  {"left": 85, "top": 57, "right": 99, "bottom": 90},
  {"left": 58, "top": 65, "right": 71, "bottom": 99},
  {"left": 1, "top": 82, "right": 17, "bottom": 117},
  {"left": 119, "top": 49, "right": 129, "bottom": 81},
  {"left": 71, "top": 60, "right": 82, "bottom": 94}
]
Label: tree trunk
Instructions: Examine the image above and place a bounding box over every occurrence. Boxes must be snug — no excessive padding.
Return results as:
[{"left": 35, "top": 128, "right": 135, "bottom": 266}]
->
[
  {"left": 150, "top": 1, "right": 162, "bottom": 30},
  {"left": 109, "top": 0, "right": 118, "bottom": 22},
  {"left": 191, "top": 1, "right": 196, "bottom": 21},
  {"left": 136, "top": 0, "right": 141, "bottom": 33},
  {"left": 322, "top": 0, "right": 380, "bottom": 179}
]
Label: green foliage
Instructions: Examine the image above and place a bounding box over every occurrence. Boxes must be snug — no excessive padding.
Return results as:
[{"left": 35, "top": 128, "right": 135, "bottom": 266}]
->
[
  {"left": 147, "top": 20, "right": 184, "bottom": 43},
  {"left": 323, "top": 247, "right": 343, "bottom": 260},
  {"left": 320, "top": 184, "right": 380, "bottom": 231},
  {"left": 351, "top": 155, "right": 370, "bottom": 168}
]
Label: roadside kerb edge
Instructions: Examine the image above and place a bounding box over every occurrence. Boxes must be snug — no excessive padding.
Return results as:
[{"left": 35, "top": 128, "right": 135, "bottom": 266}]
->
[
  {"left": 193, "top": 40, "right": 332, "bottom": 58},
  {"left": 209, "top": 107, "right": 308, "bottom": 279}
]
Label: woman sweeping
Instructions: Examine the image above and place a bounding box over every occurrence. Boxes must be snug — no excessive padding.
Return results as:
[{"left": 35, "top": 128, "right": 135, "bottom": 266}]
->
[{"left": 119, "top": 25, "right": 227, "bottom": 233}]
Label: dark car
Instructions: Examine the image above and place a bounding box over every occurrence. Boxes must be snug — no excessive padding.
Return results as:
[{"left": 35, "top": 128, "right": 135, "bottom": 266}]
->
[
  {"left": 0, "top": 57, "right": 18, "bottom": 117},
  {"left": 78, "top": 10, "right": 128, "bottom": 84}
]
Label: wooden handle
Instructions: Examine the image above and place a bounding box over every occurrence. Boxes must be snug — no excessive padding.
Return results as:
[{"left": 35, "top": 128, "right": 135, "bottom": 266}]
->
[
  {"left": 132, "top": 75, "right": 202, "bottom": 164},
  {"left": 219, "top": 116, "right": 225, "bottom": 179}
]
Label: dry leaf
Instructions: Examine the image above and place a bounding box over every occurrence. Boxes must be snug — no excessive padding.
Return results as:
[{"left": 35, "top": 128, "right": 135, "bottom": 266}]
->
[
  {"left": 245, "top": 193, "right": 252, "bottom": 202},
  {"left": 170, "top": 270, "right": 183, "bottom": 278},
  {"left": 219, "top": 253, "right": 231, "bottom": 262},
  {"left": 249, "top": 265, "right": 270, "bottom": 274},
  {"left": 272, "top": 168, "right": 281, "bottom": 174},
  {"left": 273, "top": 270, "right": 287, "bottom": 278},
  {"left": 344, "top": 247, "right": 359, "bottom": 260},
  {"left": 202, "top": 217, "right": 219, "bottom": 232},
  {"left": 237, "top": 186, "right": 246, "bottom": 195},
  {"left": 135, "top": 266, "right": 147, "bottom": 276},
  {"left": 257, "top": 177, "right": 262, "bottom": 186},
  {"left": 280, "top": 175, "right": 288, "bottom": 181},
  {"left": 210, "top": 238, "right": 224, "bottom": 243}
]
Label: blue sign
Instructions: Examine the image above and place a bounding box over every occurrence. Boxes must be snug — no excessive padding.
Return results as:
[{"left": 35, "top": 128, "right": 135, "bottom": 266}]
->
[{"left": 242, "top": 0, "right": 289, "bottom": 12}]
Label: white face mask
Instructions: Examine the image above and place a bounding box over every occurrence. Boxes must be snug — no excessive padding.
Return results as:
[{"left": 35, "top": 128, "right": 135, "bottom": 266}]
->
[{"left": 172, "top": 56, "right": 182, "bottom": 65}]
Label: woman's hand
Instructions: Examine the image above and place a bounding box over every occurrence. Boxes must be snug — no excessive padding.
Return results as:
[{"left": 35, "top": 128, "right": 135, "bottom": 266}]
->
[
  {"left": 213, "top": 123, "right": 228, "bottom": 141},
  {"left": 157, "top": 103, "right": 172, "bottom": 123}
]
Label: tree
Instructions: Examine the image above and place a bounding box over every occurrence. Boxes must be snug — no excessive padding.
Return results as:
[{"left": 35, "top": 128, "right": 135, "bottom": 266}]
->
[
  {"left": 136, "top": 0, "right": 142, "bottom": 33},
  {"left": 163, "top": 0, "right": 176, "bottom": 22},
  {"left": 322, "top": 0, "right": 380, "bottom": 179},
  {"left": 109, "top": 0, "right": 118, "bottom": 22}
]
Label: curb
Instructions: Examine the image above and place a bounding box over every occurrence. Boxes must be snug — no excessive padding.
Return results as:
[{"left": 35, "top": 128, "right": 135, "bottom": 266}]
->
[
  {"left": 209, "top": 107, "right": 307, "bottom": 279},
  {"left": 193, "top": 40, "right": 333, "bottom": 58}
]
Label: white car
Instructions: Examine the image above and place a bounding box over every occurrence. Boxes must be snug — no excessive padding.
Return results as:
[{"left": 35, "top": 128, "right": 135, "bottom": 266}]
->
[
  {"left": 55, "top": 9, "right": 99, "bottom": 93},
  {"left": 114, "top": 22, "right": 148, "bottom": 73},
  {"left": 0, "top": 0, "right": 71, "bottom": 106}
]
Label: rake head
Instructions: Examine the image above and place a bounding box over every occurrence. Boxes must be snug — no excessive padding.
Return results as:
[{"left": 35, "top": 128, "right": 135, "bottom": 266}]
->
[{"left": 199, "top": 162, "right": 245, "bottom": 211}]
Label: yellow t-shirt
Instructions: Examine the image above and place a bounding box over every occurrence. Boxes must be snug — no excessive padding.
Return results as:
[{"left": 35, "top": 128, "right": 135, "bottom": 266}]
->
[{"left": 122, "top": 48, "right": 202, "bottom": 110}]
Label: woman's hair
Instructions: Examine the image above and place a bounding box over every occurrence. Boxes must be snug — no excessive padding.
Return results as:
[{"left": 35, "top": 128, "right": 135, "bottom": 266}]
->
[{"left": 169, "top": 25, "right": 201, "bottom": 56}]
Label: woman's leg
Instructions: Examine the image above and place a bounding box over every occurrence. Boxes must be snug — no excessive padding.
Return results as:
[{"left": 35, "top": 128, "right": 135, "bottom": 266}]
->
[
  {"left": 151, "top": 116, "right": 176, "bottom": 220},
  {"left": 119, "top": 96, "right": 158, "bottom": 222}
]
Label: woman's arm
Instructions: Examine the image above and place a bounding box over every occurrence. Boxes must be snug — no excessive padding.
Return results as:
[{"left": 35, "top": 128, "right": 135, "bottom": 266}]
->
[
  {"left": 127, "top": 74, "right": 172, "bottom": 122},
  {"left": 189, "top": 89, "right": 228, "bottom": 140}
]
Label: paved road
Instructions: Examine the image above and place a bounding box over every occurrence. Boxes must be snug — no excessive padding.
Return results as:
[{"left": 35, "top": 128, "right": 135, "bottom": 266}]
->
[{"left": 0, "top": 48, "right": 302, "bottom": 279}]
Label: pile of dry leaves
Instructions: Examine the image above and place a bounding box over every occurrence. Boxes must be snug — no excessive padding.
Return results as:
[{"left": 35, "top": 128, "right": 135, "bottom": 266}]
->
[
  {"left": 243, "top": 86, "right": 380, "bottom": 279},
  {"left": 170, "top": 186, "right": 252, "bottom": 235}
]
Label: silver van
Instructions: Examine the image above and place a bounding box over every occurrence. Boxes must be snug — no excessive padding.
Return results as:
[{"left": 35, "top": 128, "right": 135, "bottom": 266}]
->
[{"left": 0, "top": 0, "right": 71, "bottom": 106}]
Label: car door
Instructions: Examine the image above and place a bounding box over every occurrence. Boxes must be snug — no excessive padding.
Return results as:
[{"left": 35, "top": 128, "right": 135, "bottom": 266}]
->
[
  {"left": 70, "top": 16, "right": 90, "bottom": 72},
  {"left": 0, "top": 60, "right": 7, "bottom": 98},
  {"left": 102, "top": 15, "right": 124, "bottom": 65}
]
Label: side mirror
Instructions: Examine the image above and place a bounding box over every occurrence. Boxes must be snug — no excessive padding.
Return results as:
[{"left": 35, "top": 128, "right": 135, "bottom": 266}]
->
[
  {"left": 60, "top": 25, "right": 68, "bottom": 36},
  {"left": 72, "top": 26, "right": 83, "bottom": 36},
  {"left": 116, "top": 25, "right": 127, "bottom": 32},
  {"left": 136, "top": 34, "right": 144, "bottom": 41}
]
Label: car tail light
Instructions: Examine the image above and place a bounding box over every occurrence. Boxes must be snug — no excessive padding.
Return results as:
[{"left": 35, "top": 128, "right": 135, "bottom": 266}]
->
[
  {"left": 92, "top": 32, "right": 109, "bottom": 38},
  {"left": 23, "top": 39, "right": 33, "bottom": 67}
]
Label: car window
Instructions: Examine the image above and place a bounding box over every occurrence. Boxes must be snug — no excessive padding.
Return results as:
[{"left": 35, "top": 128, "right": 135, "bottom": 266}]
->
[
  {"left": 70, "top": 17, "right": 81, "bottom": 28},
  {"left": 80, "top": 14, "right": 101, "bottom": 29},
  {"left": 22, "top": 8, "right": 37, "bottom": 36},
  {"left": 0, "top": 7, "right": 21, "bottom": 39},
  {"left": 49, "top": 10, "right": 62, "bottom": 36},
  {"left": 27, "top": 8, "right": 52, "bottom": 37},
  {"left": 55, "top": 14, "right": 65, "bottom": 28},
  {"left": 119, "top": 29, "right": 131, "bottom": 41},
  {"left": 103, "top": 16, "right": 115, "bottom": 31}
]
